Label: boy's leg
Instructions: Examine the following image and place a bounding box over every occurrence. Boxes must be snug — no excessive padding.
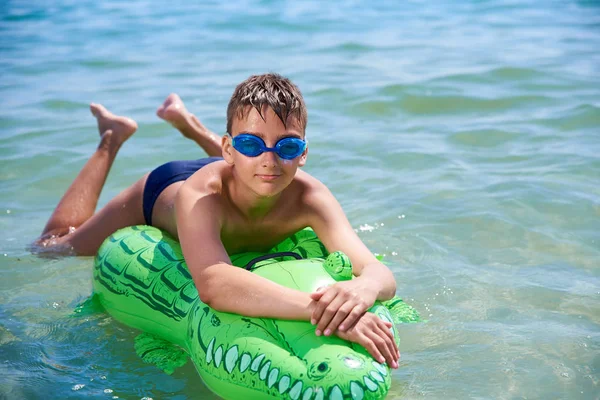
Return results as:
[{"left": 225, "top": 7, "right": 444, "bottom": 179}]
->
[
  {"left": 156, "top": 94, "right": 223, "bottom": 157},
  {"left": 40, "top": 176, "right": 148, "bottom": 256},
  {"left": 38, "top": 104, "right": 144, "bottom": 255}
]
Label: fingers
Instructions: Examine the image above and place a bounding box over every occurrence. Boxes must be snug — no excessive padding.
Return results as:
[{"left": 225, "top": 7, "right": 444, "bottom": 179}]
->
[
  {"left": 322, "top": 302, "right": 355, "bottom": 336},
  {"left": 334, "top": 314, "right": 400, "bottom": 369},
  {"left": 338, "top": 303, "right": 368, "bottom": 332},
  {"left": 310, "top": 287, "right": 338, "bottom": 328},
  {"left": 309, "top": 286, "right": 328, "bottom": 301},
  {"left": 360, "top": 334, "right": 386, "bottom": 365},
  {"left": 359, "top": 316, "right": 399, "bottom": 368},
  {"left": 379, "top": 320, "right": 397, "bottom": 352},
  {"left": 367, "top": 326, "right": 398, "bottom": 368},
  {"left": 309, "top": 292, "right": 323, "bottom": 301},
  {"left": 315, "top": 295, "right": 345, "bottom": 336},
  {"left": 376, "top": 321, "right": 399, "bottom": 365}
]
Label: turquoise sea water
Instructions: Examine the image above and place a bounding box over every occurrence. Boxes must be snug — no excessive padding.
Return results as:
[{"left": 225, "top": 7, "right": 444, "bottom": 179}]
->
[{"left": 1, "top": 0, "right": 599, "bottom": 398}]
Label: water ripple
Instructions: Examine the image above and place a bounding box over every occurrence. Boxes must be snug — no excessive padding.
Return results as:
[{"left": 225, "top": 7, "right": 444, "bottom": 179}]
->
[{"left": 1, "top": 0, "right": 599, "bottom": 398}]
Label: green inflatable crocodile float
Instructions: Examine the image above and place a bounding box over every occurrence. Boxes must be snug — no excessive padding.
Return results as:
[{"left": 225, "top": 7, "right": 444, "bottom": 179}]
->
[{"left": 93, "top": 225, "right": 419, "bottom": 399}]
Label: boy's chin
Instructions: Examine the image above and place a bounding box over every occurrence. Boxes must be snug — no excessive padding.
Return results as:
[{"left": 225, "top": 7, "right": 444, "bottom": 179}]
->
[
  {"left": 253, "top": 186, "right": 283, "bottom": 199},
  {"left": 250, "top": 181, "right": 286, "bottom": 198}
]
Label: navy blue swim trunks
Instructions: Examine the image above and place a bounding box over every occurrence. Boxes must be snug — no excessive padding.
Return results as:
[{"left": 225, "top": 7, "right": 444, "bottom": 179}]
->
[{"left": 142, "top": 157, "right": 223, "bottom": 225}]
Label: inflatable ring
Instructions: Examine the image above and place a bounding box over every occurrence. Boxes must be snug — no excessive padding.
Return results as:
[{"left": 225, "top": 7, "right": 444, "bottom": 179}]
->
[{"left": 93, "top": 225, "right": 419, "bottom": 399}]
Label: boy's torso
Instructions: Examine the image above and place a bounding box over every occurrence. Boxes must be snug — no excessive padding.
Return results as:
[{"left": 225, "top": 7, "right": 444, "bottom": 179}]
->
[{"left": 151, "top": 161, "right": 315, "bottom": 254}]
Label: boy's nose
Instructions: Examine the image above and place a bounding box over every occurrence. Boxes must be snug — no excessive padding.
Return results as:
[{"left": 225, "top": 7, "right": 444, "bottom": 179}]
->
[{"left": 261, "top": 150, "right": 279, "bottom": 167}]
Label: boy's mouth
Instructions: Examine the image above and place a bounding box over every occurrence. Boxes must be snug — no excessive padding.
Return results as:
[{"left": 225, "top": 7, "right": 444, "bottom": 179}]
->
[{"left": 256, "top": 174, "right": 281, "bottom": 181}]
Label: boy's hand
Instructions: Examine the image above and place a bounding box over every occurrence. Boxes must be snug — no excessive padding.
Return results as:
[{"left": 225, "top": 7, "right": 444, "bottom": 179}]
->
[
  {"left": 310, "top": 279, "right": 378, "bottom": 336},
  {"left": 334, "top": 312, "right": 400, "bottom": 368}
]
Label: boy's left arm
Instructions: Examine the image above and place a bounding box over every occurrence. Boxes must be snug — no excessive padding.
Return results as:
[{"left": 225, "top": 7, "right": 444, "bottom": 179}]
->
[{"left": 306, "top": 182, "right": 397, "bottom": 337}]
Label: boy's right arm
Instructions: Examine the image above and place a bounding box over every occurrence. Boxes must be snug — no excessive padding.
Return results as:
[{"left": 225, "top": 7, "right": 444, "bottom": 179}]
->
[
  {"left": 175, "top": 185, "right": 316, "bottom": 320},
  {"left": 175, "top": 185, "right": 398, "bottom": 367}
]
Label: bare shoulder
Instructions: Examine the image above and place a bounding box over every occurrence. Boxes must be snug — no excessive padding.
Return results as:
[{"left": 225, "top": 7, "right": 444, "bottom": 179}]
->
[
  {"left": 174, "top": 162, "right": 229, "bottom": 232},
  {"left": 286, "top": 170, "right": 343, "bottom": 232},
  {"left": 293, "top": 169, "right": 336, "bottom": 210},
  {"left": 179, "top": 160, "right": 228, "bottom": 199}
]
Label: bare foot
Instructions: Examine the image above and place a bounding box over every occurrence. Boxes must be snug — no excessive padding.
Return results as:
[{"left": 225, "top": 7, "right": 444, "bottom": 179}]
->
[
  {"left": 90, "top": 103, "right": 138, "bottom": 147},
  {"left": 156, "top": 93, "right": 208, "bottom": 140},
  {"left": 157, "top": 93, "right": 223, "bottom": 157}
]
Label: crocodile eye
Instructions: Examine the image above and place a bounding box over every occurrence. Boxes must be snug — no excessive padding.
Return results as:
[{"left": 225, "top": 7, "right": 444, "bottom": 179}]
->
[{"left": 317, "top": 362, "right": 328, "bottom": 372}]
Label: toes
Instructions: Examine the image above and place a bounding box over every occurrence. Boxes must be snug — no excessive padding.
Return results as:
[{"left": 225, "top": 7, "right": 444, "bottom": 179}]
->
[
  {"left": 157, "top": 93, "right": 181, "bottom": 120},
  {"left": 90, "top": 102, "right": 101, "bottom": 116},
  {"left": 90, "top": 103, "right": 111, "bottom": 119}
]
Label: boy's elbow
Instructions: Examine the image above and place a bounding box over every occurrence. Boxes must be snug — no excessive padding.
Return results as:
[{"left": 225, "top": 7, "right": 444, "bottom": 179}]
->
[
  {"left": 387, "top": 280, "right": 397, "bottom": 299},
  {"left": 197, "top": 283, "right": 223, "bottom": 308},
  {"left": 200, "top": 290, "right": 232, "bottom": 312},
  {"left": 379, "top": 271, "right": 397, "bottom": 300},
  {"left": 195, "top": 268, "right": 229, "bottom": 309},
  {"left": 198, "top": 287, "right": 214, "bottom": 306},
  {"left": 195, "top": 269, "right": 217, "bottom": 305}
]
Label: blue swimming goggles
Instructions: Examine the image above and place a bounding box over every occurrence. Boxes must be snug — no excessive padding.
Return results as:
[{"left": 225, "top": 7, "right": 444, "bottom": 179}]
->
[{"left": 229, "top": 133, "right": 307, "bottom": 160}]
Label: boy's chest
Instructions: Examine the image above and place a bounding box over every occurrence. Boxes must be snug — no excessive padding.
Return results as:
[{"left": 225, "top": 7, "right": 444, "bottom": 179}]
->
[{"left": 220, "top": 217, "right": 304, "bottom": 254}]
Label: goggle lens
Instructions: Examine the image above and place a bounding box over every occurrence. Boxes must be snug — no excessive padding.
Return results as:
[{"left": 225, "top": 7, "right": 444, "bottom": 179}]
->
[
  {"left": 234, "top": 136, "right": 263, "bottom": 157},
  {"left": 276, "top": 138, "right": 304, "bottom": 159}
]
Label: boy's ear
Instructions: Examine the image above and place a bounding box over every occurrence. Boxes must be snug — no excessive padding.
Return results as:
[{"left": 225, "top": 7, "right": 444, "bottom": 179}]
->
[
  {"left": 222, "top": 135, "right": 234, "bottom": 164},
  {"left": 297, "top": 146, "right": 308, "bottom": 167}
]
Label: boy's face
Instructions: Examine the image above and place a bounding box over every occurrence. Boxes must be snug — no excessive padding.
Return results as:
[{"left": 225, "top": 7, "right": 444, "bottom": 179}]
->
[{"left": 223, "top": 106, "right": 307, "bottom": 199}]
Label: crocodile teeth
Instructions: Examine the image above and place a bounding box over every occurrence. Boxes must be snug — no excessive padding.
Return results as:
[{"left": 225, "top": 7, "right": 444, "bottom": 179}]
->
[
  {"left": 314, "top": 387, "right": 324, "bottom": 400},
  {"left": 369, "top": 370, "right": 384, "bottom": 383},
  {"left": 329, "top": 385, "right": 343, "bottom": 400},
  {"left": 378, "top": 313, "right": 394, "bottom": 332},
  {"left": 239, "top": 353, "right": 251, "bottom": 372},
  {"left": 267, "top": 368, "right": 279, "bottom": 388},
  {"left": 278, "top": 375, "right": 291, "bottom": 394},
  {"left": 302, "top": 387, "right": 313, "bottom": 400},
  {"left": 225, "top": 345, "right": 238, "bottom": 373},
  {"left": 289, "top": 381, "right": 303, "bottom": 400},
  {"left": 206, "top": 337, "right": 215, "bottom": 365},
  {"left": 214, "top": 345, "right": 223, "bottom": 368},
  {"left": 363, "top": 376, "right": 378, "bottom": 392},
  {"left": 350, "top": 381, "right": 364, "bottom": 400},
  {"left": 250, "top": 353, "right": 266, "bottom": 372},
  {"left": 259, "top": 361, "right": 271, "bottom": 381},
  {"left": 379, "top": 313, "right": 392, "bottom": 324},
  {"left": 372, "top": 361, "right": 388, "bottom": 376}
]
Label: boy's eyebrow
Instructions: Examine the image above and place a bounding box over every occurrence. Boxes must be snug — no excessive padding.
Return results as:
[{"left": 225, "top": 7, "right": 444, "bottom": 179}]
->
[
  {"left": 242, "top": 131, "right": 266, "bottom": 139},
  {"left": 242, "top": 131, "right": 303, "bottom": 140}
]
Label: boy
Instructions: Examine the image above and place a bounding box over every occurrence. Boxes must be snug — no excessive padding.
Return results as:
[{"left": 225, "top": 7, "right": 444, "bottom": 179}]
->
[{"left": 38, "top": 73, "right": 400, "bottom": 369}]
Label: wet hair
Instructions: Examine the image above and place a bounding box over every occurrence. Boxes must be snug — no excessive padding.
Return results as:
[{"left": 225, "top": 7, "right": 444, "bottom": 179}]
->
[{"left": 226, "top": 73, "right": 307, "bottom": 135}]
